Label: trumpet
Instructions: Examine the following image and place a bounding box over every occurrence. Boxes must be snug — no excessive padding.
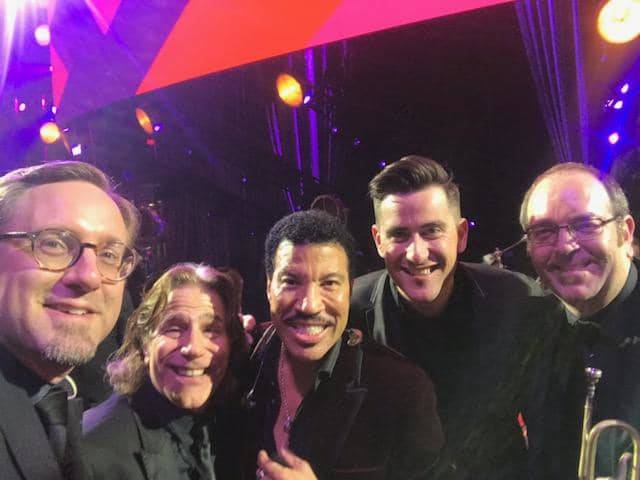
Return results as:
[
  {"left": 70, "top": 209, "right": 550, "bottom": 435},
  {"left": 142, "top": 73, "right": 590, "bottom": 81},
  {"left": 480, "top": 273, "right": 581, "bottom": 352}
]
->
[{"left": 578, "top": 367, "right": 640, "bottom": 480}]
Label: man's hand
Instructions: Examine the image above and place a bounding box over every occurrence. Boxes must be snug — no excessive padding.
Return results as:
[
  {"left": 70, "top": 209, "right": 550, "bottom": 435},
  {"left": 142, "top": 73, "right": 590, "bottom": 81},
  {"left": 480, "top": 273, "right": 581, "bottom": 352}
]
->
[
  {"left": 241, "top": 314, "right": 256, "bottom": 346},
  {"left": 256, "top": 448, "right": 318, "bottom": 480}
]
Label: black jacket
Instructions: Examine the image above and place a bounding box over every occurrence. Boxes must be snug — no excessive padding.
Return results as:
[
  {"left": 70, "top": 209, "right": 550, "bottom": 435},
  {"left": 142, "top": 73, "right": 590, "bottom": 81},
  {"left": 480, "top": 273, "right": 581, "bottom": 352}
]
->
[
  {"left": 0, "top": 350, "right": 85, "bottom": 480},
  {"left": 349, "top": 262, "right": 542, "bottom": 479},
  {"left": 83, "top": 384, "right": 244, "bottom": 480},
  {"left": 245, "top": 327, "right": 444, "bottom": 480}
]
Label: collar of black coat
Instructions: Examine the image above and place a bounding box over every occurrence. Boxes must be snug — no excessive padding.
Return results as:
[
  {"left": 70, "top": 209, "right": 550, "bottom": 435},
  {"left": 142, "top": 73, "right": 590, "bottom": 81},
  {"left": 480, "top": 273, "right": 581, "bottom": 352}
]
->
[
  {"left": 0, "top": 343, "right": 55, "bottom": 405},
  {"left": 132, "top": 379, "right": 213, "bottom": 437},
  {"left": 566, "top": 259, "right": 638, "bottom": 348},
  {"left": 388, "top": 263, "right": 471, "bottom": 322},
  {"left": 253, "top": 324, "right": 345, "bottom": 391}
]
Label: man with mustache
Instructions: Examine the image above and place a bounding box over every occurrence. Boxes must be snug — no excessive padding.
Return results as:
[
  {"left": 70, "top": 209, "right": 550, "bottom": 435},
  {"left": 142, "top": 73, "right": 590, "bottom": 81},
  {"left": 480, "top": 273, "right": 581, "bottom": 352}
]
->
[
  {"left": 248, "top": 209, "right": 443, "bottom": 480},
  {"left": 350, "top": 155, "right": 542, "bottom": 479},
  {"left": 516, "top": 162, "right": 640, "bottom": 479},
  {"left": 0, "top": 161, "right": 139, "bottom": 480}
]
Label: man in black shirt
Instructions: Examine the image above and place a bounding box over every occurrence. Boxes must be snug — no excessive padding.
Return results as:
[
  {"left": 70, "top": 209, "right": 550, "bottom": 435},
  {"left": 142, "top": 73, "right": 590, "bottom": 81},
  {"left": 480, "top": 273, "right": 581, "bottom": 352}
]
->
[
  {"left": 0, "top": 161, "right": 139, "bottom": 480},
  {"left": 350, "top": 155, "right": 541, "bottom": 479},
  {"left": 249, "top": 210, "right": 443, "bottom": 480},
  {"left": 518, "top": 162, "right": 640, "bottom": 479}
]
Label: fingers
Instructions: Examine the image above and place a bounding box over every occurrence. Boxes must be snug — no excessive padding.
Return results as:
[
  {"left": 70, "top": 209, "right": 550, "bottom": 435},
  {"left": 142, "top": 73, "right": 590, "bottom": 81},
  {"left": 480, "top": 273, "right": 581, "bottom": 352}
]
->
[{"left": 256, "top": 449, "right": 317, "bottom": 480}]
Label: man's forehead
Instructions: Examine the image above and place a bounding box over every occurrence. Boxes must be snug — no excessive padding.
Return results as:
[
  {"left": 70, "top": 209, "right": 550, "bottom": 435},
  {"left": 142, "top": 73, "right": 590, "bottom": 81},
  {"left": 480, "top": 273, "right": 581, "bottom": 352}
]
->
[
  {"left": 377, "top": 186, "right": 458, "bottom": 225},
  {"left": 273, "top": 240, "right": 348, "bottom": 271},
  {"left": 527, "top": 171, "right": 612, "bottom": 220},
  {"left": 9, "top": 181, "right": 128, "bottom": 240}
]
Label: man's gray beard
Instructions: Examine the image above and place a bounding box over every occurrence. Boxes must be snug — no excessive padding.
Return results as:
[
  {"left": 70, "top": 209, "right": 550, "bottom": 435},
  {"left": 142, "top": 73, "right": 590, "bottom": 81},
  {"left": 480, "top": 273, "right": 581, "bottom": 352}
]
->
[{"left": 42, "top": 325, "right": 97, "bottom": 367}]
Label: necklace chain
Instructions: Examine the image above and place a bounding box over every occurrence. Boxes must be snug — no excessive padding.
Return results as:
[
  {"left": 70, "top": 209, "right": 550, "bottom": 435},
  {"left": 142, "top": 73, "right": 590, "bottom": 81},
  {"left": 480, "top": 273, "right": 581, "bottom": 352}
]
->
[{"left": 278, "top": 344, "right": 294, "bottom": 434}]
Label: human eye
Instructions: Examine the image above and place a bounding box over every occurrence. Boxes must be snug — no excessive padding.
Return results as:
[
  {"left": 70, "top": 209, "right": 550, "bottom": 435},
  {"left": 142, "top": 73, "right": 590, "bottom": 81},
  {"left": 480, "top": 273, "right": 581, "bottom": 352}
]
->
[
  {"left": 98, "top": 244, "right": 125, "bottom": 265},
  {"left": 528, "top": 225, "right": 556, "bottom": 242},
  {"left": 572, "top": 218, "right": 602, "bottom": 235},
  {"left": 421, "top": 224, "right": 445, "bottom": 240},
  {"left": 204, "top": 321, "right": 226, "bottom": 338},
  {"left": 387, "top": 229, "right": 409, "bottom": 242},
  {"left": 37, "top": 232, "right": 70, "bottom": 255},
  {"left": 280, "top": 275, "right": 300, "bottom": 288},
  {"left": 322, "top": 278, "right": 342, "bottom": 289},
  {"left": 159, "top": 318, "right": 185, "bottom": 338}
]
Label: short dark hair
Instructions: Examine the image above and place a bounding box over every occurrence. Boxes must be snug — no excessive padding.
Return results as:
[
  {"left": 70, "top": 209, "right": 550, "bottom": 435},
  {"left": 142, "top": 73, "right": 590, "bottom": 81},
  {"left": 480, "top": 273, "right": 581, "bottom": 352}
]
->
[
  {"left": 264, "top": 210, "right": 356, "bottom": 280},
  {"left": 0, "top": 160, "right": 140, "bottom": 244},
  {"left": 519, "top": 162, "right": 630, "bottom": 230},
  {"left": 368, "top": 155, "right": 461, "bottom": 219}
]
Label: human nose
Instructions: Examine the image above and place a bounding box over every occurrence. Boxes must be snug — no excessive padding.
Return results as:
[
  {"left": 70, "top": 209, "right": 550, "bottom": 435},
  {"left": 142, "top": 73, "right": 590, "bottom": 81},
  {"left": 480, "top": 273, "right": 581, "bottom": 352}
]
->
[
  {"left": 553, "top": 225, "right": 580, "bottom": 251},
  {"left": 61, "top": 248, "right": 102, "bottom": 292},
  {"left": 297, "top": 283, "right": 323, "bottom": 315},
  {"left": 406, "top": 234, "right": 429, "bottom": 264},
  {"left": 180, "top": 327, "right": 211, "bottom": 357}
]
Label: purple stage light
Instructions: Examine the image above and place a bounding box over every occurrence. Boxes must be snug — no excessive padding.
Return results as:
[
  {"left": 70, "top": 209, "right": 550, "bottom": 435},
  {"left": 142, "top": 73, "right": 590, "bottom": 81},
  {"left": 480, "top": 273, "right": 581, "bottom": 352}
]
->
[
  {"left": 34, "top": 24, "right": 50, "bottom": 46},
  {"left": 613, "top": 100, "right": 624, "bottom": 110},
  {"left": 51, "top": 105, "right": 57, "bottom": 114},
  {"left": 608, "top": 132, "right": 620, "bottom": 144},
  {"left": 353, "top": 138, "right": 361, "bottom": 146},
  {"left": 153, "top": 123, "right": 162, "bottom": 132},
  {"left": 18, "top": 102, "right": 26, "bottom": 112},
  {"left": 303, "top": 95, "right": 311, "bottom": 105},
  {"left": 469, "top": 220, "right": 477, "bottom": 228},
  {"left": 331, "top": 126, "right": 338, "bottom": 135},
  {"left": 378, "top": 160, "right": 387, "bottom": 168},
  {"left": 621, "top": 83, "right": 630, "bottom": 94}
]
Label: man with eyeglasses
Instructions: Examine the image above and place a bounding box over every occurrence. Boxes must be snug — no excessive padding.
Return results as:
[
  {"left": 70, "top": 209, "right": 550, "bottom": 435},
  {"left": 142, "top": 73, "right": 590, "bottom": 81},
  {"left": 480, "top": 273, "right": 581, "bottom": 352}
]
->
[
  {"left": 515, "top": 162, "right": 638, "bottom": 479},
  {"left": 0, "top": 161, "right": 139, "bottom": 480}
]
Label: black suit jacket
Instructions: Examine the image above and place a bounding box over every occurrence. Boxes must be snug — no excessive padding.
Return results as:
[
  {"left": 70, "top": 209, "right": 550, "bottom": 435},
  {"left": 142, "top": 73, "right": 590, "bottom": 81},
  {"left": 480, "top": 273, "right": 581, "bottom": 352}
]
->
[
  {"left": 246, "top": 327, "right": 444, "bottom": 480},
  {"left": 512, "top": 261, "right": 640, "bottom": 479},
  {"left": 83, "top": 387, "right": 244, "bottom": 480},
  {"left": 0, "top": 366, "right": 85, "bottom": 480},
  {"left": 349, "top": 262, "right": 542, "bottom": 479}
]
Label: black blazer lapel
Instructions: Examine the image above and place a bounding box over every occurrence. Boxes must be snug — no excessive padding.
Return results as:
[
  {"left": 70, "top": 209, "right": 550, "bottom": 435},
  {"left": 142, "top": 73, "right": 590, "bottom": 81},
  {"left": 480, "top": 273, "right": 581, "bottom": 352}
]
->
[
  {"left": 133, "top": 413, "right": 172, "bottom": 480},
  {"left": 307, "top": 345, "right": 368, "bottom": 470},
  {"left": 0, "top": 373, "right": 63, "bottom": 480}
]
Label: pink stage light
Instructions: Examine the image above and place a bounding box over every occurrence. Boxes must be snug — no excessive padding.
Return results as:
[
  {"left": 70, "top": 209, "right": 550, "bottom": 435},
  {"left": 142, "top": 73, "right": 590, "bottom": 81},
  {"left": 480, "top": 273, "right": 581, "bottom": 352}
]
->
[
  {"left": 613, "top": 100, "right": 624, "bottom": 109},
  {"left": 18, "top": 102, "right": 26, "bottom": 112},
  {"left": 621, "top": 83, "right": 630, "bottom": 94}
]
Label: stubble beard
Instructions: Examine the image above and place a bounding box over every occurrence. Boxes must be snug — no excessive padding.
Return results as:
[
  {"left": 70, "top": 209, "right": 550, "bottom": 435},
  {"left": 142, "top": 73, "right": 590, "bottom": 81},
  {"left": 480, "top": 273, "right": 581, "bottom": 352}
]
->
[{"left": 42, "top": 323, "right": 98, "bottom": 367}]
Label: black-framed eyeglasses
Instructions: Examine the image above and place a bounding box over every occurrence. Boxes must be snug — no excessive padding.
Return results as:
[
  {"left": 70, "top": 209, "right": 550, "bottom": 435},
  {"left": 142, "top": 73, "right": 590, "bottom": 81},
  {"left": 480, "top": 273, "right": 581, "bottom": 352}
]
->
[
  {"left": 0, "top": 228, "right": 139, "bottom": 282},
  {"left": 524, "top": 216, "right": 619, "bottom": 246}
]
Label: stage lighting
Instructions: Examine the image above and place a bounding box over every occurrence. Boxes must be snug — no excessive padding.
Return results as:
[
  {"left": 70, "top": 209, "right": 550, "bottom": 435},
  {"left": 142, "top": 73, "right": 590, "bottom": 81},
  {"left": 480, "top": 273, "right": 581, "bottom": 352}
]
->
[
  {"left": 135, "top": 107, "right": 154, "bottom": 135},
  {"left": 71, "top": 144, "right": 82, "bottom": 156},
  {"left": 598, "top": 0, "right": 640, "bottom": 44},
  {"left": 34, "top": 24, "right": 50, "bottom": 46},
  {"left": 276, "top": 73, "right": 304, "bottom": 107},
  {"left": 40, "top": 122, "right": 60, "bottom": 144},
  {"left": 614, "top": 100, "right": 624, "bottom": 109},
  {"left": 608, "top": 132, "right": 620, "bottom": 144},
  {"left": 621, "top": 83, "right": 630, "bottom": 94}
]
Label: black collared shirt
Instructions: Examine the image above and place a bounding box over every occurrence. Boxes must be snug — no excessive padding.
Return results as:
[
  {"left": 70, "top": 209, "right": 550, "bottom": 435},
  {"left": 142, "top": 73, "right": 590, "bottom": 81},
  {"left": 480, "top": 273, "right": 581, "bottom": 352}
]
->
[
  {"left": 132, "top": 381, "right": 216, "bottom": 480},
  {"left": 541, "top": 261, "right": 640, "bottom": 479},
  {"left": 258, "top": 335, "right": 342, "bottom": 460}
]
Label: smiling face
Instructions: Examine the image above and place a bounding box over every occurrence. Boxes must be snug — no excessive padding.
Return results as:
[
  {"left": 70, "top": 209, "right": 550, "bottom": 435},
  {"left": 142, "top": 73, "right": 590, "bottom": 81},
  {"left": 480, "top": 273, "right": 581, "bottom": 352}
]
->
[
  {"left": 0, "top": 181, "right": 128, "bottom": 380},
  {"left": 372, "top": 186, "right": 468, "bottom": 317},
  {"left": 525, "top": 171, "right": 634, "bottom": 316},
  {"left": 145, "top": 284, "right": 230, "bottom": 412},
  {"left": 267, "top": 241, "right": 350, "bottom": 365}
]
